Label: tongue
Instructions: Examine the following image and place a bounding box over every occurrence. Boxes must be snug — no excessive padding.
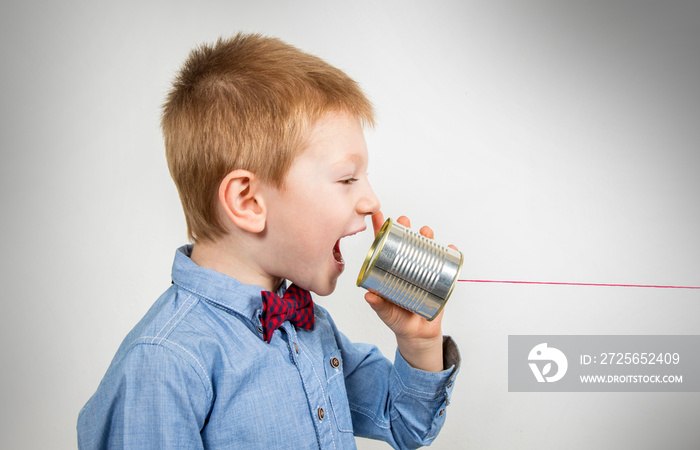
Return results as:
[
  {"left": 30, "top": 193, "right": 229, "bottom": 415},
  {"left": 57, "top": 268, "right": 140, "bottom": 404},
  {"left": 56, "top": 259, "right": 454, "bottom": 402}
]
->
[{"left": 333, "top": 240, "right": 343, "bottom": 263}]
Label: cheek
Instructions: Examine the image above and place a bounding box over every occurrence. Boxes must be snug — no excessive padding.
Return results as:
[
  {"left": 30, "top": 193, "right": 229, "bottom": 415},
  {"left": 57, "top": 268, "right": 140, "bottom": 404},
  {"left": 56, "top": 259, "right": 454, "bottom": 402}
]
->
[{"left": 292, "top": 190, "right": 346, "bottom": 228}]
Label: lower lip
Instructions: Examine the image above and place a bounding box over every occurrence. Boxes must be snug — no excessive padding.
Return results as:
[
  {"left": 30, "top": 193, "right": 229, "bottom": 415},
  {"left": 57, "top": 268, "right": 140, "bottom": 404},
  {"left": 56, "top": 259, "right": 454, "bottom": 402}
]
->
[
  {"left": 333, "top": 254, "right": 345, "bottom": 272},
  {"left": 333, "top": 245, "right": 345, "bottom": 272}
]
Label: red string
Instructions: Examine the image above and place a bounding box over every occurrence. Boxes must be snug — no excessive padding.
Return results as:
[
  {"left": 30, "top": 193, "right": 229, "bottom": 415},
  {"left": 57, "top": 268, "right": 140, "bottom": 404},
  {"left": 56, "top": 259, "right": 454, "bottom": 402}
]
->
[{"left": 458, "top": 279, "right": 700, "bottom": 289}]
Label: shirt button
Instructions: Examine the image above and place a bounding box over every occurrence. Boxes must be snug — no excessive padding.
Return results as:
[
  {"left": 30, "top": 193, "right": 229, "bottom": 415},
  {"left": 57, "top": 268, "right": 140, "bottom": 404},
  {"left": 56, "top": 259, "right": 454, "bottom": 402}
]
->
[
  {"left": 439, "top": 409, "right": 445, "bottom": 416},
  {"left": 294, "top": 342, "right": 299, "bottom": 354},
  {"left": 317, "top": 407, "right": 325, "bottom": 420},
  {"left": 330, "top": 357, "right": 340, "bottom": 368}
]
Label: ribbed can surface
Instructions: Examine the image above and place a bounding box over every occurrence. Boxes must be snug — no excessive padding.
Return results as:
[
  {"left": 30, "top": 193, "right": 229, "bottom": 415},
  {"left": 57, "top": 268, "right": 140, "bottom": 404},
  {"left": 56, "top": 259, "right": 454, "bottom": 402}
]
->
[{"left": 357, "top": 218, "right": 463, "bottom": 320}]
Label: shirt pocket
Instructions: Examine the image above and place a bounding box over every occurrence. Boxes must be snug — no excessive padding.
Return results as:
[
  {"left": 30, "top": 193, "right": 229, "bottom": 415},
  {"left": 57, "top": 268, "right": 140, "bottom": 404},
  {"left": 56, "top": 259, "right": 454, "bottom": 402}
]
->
[{"left": 324, "top": 349, "right": 353, "bottom": 434}]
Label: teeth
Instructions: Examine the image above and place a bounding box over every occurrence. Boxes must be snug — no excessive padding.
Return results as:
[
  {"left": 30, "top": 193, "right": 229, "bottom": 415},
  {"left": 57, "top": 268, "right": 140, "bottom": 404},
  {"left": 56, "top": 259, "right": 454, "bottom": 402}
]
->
[{"left": 333, "top": 239, "right": 344, "bottom": 263}]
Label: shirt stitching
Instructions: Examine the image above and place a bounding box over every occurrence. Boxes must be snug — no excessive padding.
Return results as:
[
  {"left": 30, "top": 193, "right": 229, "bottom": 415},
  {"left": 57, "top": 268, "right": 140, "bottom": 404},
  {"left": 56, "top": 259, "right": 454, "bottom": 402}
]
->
[
  {"left": 202, "top": 298, "right": 262, "bottom": 339},
  {"left": 298, "top": 338, "right": 326, "bottom": 396},
  {"left": 392, "top": 366, "right": 442, "bottom": 400},
  {"left": 297, "top": 338, "right": 336, "bottom": 450},
  {"left": 325, "top": 353, "right": 351, "bottom": 434},
  {"left": 175, "top": 282, "right": 256, "bottom": 322},
  {"left": 326, "top": 359, "right": 343, "bottom": 384},
  {"left": 114, "top": 337, "right": 213, "bottom": 402},
  {"left": 173, "top": 282, "right": 218, "bottom": 305},
  {"left": 151, "top": 292, "right": 196, "bottom": 344},
  {"left": 155, "top": 338, "right": 213, "bottom": 399},
  {"left": 348, "top": 402, "right": 391, "bottom": 429},
  {"left": 326, "top": 370, "right": 342, "bottom": 383}
]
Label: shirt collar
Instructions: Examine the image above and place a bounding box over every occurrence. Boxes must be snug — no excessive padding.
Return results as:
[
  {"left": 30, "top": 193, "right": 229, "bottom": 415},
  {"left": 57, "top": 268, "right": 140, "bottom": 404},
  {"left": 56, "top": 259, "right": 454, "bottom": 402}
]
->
[{"left": 171, "top": 245, "right": 284, "bottom": 325}]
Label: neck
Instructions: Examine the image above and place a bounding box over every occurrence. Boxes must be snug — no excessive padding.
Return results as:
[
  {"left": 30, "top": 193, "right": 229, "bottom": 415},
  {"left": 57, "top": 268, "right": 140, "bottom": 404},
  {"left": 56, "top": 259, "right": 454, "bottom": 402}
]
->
[{"left": 190, "top": 235, "right": 282, "bottom": 292}]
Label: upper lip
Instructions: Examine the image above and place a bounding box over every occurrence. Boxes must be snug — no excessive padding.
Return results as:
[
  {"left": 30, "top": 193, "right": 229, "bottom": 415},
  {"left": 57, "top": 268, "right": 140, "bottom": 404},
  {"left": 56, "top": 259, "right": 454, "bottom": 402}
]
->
[{"left": 340, "top": 226, "right": 367, "bottom": 240}]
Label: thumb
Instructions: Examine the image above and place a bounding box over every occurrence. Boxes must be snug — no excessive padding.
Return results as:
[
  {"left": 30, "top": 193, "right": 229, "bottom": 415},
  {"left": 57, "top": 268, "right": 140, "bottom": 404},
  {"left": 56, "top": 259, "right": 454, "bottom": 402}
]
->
[
  {"left": 364, "top": 291, "right": 393, "bottom": 320},
  {"left": 364, "top": 291, "right": 410, "bottom": 330}
]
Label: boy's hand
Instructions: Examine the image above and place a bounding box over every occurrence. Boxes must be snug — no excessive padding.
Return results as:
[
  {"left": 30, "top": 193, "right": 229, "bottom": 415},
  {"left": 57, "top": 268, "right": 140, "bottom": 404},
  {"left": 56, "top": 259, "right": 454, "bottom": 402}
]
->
[{"left": 364, "top": 212, "right": 457, "bottom": 372}]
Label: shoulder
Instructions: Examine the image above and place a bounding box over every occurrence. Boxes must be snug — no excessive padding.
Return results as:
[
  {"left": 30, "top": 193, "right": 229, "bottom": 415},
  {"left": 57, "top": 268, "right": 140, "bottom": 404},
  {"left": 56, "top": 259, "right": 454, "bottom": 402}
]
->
[{"left": 107, "top": 285, "right": 261, "bottom": 397}]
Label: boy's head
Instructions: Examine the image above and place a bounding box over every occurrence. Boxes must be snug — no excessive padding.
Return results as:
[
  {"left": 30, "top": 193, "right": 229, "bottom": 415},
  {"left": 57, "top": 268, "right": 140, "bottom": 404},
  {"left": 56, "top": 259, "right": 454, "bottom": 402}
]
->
[{"left": 162, "top": 33, "right": 375, "bottom": 243}]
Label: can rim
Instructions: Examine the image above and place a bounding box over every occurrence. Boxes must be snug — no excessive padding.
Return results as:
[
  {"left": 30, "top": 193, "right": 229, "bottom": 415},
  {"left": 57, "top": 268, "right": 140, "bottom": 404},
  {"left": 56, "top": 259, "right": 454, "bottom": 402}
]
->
[{"left": 356, "top": 217, "right": 393, "bottom": 287}]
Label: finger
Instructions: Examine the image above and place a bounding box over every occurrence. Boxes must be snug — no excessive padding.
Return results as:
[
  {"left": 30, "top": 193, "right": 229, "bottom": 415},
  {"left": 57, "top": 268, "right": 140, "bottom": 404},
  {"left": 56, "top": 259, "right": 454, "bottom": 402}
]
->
[
  {"left": 364, "top": 291, "right": 383, "bottom": 306},
  {"left": 365, "top": 292, "right": 411, "bottom": 328},
  {"left": 371, "top": 211, "right": 385, "bottom": 237},
  {"left": 419, "top": 225, "right": 434, "bottom": 239},
  {"left": 397, "top": 215, "right": 411, "bottom": 228},
  {"left": 364, "top": 292, "right": 392, "bottom": 317}
]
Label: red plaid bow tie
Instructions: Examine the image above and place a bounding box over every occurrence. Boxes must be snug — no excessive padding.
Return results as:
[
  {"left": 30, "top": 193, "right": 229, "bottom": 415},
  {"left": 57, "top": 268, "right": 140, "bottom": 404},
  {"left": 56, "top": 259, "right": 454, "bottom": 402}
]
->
[{"left": 260, "top": 284, "right": 314, "bottom": 343}]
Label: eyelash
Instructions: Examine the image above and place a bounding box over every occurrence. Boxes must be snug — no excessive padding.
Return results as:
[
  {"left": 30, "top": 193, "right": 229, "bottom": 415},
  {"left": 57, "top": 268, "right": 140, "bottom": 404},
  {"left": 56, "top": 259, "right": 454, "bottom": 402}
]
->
[{"left": 340, "top": 178, "right": 359, "bottom": 185}]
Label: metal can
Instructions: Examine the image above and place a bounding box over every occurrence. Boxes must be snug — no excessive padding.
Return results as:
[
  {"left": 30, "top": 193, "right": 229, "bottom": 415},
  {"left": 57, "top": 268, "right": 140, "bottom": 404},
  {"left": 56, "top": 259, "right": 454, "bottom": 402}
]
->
[{"left": 356, "top": 218, "right": 463, "bottom": 320}]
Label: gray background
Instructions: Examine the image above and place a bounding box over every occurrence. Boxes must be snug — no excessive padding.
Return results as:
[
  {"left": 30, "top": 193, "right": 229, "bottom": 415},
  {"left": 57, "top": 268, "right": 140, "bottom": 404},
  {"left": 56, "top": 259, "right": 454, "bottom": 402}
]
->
[{"left": 1, "top": 1, "right": 699, "bottom": 449}]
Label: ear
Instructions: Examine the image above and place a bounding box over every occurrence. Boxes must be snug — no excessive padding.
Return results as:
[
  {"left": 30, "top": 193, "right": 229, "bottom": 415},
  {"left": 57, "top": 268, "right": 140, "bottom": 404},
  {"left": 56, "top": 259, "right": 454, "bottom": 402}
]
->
[{"left": 218, "top": 170, "right": 266, "bottom": 233}]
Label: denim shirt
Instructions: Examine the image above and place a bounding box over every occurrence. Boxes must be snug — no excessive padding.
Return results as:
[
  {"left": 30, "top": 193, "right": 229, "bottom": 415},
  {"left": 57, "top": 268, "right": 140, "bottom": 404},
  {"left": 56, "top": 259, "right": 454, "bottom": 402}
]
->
[{"left": 78, "top": 245, "right": 460, "bottom": 449}]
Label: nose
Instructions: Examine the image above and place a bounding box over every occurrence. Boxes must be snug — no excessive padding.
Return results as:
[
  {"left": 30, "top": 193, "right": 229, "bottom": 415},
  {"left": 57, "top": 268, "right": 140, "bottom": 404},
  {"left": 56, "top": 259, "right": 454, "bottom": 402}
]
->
[{"left": 357, "top": 180, "right": 381, "bottom": 216}]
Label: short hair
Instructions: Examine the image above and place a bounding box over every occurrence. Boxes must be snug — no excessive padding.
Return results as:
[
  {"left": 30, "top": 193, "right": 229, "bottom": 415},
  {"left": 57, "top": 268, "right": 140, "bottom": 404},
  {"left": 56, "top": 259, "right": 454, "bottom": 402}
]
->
[{"left": 162, "top": 33, "right": 375, "bottom": 242}]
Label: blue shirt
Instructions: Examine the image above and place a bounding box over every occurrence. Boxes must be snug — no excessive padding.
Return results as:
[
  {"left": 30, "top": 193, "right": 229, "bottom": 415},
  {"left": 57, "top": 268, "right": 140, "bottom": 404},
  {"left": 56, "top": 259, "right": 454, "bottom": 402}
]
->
[{"left": 78, "top": 245, "right": 460, "bottom": 449}]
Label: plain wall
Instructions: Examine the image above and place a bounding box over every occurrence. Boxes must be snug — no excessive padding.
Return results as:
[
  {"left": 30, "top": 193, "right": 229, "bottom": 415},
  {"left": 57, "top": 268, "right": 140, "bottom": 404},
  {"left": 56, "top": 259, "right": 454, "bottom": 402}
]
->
[{"left": 1, "top": 1, "right": 699, "bottom": 448}]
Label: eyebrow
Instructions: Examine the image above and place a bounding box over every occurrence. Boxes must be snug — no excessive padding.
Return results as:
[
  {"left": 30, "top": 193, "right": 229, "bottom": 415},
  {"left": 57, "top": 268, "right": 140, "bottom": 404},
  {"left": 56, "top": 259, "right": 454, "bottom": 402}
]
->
[{"left": 332, "top": 153, "right": 363, "bottom": 166}]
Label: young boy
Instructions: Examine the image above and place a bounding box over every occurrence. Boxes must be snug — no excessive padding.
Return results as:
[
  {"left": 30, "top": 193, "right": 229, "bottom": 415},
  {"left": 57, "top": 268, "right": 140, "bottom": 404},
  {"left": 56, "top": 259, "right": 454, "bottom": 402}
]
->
[{"left": 77, "top": 33, "right": 460, "bottom": 449}]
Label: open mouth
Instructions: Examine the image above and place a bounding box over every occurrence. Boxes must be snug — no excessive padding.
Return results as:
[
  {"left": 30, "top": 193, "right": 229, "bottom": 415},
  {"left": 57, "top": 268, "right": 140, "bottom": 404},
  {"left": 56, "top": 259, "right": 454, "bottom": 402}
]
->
[
  {"left": 333, "top": 240, "right": 344, "bottom": 264},
  {"left": 332, "top": 227, "right": 366, "bottom": 266}
]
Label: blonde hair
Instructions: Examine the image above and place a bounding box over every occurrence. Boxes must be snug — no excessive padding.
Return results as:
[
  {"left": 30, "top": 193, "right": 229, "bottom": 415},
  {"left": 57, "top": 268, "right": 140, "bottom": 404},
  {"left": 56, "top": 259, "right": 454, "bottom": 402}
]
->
[{"left": 162, "top": 33, "right": 374, "bottom": 242}]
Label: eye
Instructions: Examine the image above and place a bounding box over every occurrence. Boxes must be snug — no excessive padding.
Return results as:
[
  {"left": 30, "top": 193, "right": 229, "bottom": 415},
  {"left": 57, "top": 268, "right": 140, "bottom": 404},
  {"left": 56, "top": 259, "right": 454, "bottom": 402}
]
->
[{"left": 340, "top": 177, "right": 359, "bottom": 185}]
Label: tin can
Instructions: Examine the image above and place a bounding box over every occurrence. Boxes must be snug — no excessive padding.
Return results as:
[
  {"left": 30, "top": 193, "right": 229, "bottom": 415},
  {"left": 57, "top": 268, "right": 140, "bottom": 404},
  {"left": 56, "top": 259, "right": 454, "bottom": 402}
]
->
[{"left": 356, "top": 218, "right": 463, "bottom": 320}]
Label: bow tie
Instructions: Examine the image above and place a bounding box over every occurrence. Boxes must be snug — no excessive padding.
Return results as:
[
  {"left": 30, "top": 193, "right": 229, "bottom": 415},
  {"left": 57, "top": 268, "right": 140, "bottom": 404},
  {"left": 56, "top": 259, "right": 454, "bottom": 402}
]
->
[{"left": 260, "top": 284, "right": 314, "bottom": 343}]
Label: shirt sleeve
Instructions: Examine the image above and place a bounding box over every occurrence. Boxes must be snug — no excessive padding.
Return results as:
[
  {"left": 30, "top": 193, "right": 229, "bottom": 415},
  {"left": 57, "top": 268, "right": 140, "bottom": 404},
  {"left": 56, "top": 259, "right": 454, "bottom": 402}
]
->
[
  {"left": 337, "top": 331, "right": 461, "bottom": 449},
  {"left": 77, "top": 342, "right": 210, "bottom": 449}
]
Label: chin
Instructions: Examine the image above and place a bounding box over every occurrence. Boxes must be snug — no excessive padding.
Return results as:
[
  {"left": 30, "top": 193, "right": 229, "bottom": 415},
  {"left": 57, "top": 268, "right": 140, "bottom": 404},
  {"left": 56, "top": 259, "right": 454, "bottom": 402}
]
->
[{"left": 310, "top": 278, "right": 338, "bottom": 297}]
